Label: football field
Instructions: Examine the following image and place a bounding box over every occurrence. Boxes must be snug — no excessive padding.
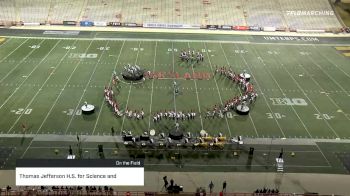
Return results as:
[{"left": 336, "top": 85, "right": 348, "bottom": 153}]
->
[
  {"left": 0, "top": 37, "right": 349, "bottom": 139},
  {"left": 0, "top": 33, "right": 349, "bottom": 173}
]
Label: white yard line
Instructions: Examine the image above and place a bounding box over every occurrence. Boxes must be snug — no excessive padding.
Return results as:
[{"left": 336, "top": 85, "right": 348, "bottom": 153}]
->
[
  {"left": 147, "top": 41, "right": 158, "bottom": 131},
  {"left": 218, "top": 42, "right": 257, "bottom": 137},
  {"left": 297, "top": 63, "right": 350, "bottom": 122},
  {"left": 119, "top": 41, "right": 142, "bottom": 134},
  {"left": 243, "top": 44, "right": 313, "bottom": 138},
  {"left": 91, "top": 40, "right": 126, "bottom": 135},
  {"left": 36, "top": 40, "right": 94, "bottom": 134},
  {"left": 171, "top": 42, "right": 177, "bottom": 113},
  {"left": 0, "top": 40, "right": 52, "bottom": 110},
  {"left": 270, "top": 48, "right": 340, "bottom": 138},
  {"left": 229, "top": 43, "right": 286, "bottom": 138},
  {"left": 7, "top": 40, "right": 72, "bottom": 133},
  {"left": 0, "top": 39, "right": 41, "bottom": 83},
  {"left": 204, "top": 42, "right": 233, "bottom": 137},
  {"left": 187, "top": 42, "right": 204, "bottom": 130},
  {"left": 301, "top": 46, "right": 350, "bottom": 97},
  {"left": 312, "top": 45, "right": 350, "bottom": 80},
  {"left": 64, "top": 41, "right": 111, "bottom": 134},
  {"left": 0, "top": 38, "right": 27, "bottom": 64}
]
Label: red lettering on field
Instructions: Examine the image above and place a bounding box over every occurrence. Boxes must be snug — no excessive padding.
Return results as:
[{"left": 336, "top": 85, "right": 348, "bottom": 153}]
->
[{"left": 184, "top": 72, "right": 191, "bottom": 79}]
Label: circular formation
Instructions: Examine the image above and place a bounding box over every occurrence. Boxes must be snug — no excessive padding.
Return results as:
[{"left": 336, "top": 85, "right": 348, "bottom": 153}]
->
[{"left": 121, "top": 64, "right": 144, "bottom": 81}]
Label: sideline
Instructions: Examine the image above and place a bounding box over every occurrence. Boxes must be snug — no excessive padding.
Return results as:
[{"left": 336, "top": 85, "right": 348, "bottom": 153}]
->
[{"left": 7, "top": 25, "right": 350, "bottom": 37}]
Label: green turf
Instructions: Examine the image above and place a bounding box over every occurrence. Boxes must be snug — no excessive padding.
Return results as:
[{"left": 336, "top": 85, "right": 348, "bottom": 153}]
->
[{"left": 0, "top": 37, "right": 349, "bottom": 139}]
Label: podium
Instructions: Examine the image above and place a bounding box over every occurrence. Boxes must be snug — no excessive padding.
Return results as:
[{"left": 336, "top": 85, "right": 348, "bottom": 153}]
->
[{"left": 276, "top": 158, "right": 284, "bottom": 172}]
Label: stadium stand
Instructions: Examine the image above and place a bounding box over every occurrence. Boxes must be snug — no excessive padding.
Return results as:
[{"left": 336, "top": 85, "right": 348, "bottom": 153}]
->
[
  {"left": 0, "top": 0, "right": 344, "bottom": 30},
  {"left": 0, "top": 0, "right": 17, "bottom": 25},
  {"left": 48, "top": 0, "right": 84, "bottom": 24},
  {"left": 18, "top": 0, "right": 50, "bottom": 24},
  {"left": 244, "top": 0, "right": 286, "bottom": 29},
  {"left": 280, "top": 0, "right": 342, "bottom": 30}
]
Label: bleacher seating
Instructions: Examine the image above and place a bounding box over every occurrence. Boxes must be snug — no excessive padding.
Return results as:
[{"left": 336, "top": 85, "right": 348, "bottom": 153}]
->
[
  {"left": 244, "top": 0, "right": 286, "bottom": 28},
  {"left": 0, "top": 1, "right": 17, "bottom": 24},
  {"left": 0, "top": 0, "right": 343, "bottom": 30},
  {"left": 280, "top": 0, "right": 342, "bottom": 30},
  {"left": 18, "top": 0, "right": 50, "bottom": 23},
  {"left": 49, "top": 0, "right": 84, "bottom": 23}
]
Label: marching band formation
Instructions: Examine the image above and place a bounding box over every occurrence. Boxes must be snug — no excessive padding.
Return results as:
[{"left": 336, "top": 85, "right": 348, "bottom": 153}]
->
[
  {"left": 104, "top": 85, "right": 145, "bottom": 119},
  {"left": 205, "top": 66, "right": 258, "bottom": 118},
  {"left": 152, "top": 110, "right": 197, "bottom": 123},
  {"left": 179, "top": 49, "right": 204, "bottom": 63},
  {"left": 104, "top": 51, "right": 258, "bottom": 123}
]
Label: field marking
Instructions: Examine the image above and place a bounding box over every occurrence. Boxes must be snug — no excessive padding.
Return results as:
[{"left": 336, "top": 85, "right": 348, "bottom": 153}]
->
[
  {"left": 5, "top": 35, "right": 350, "bottom": 47},
  {"left": 312, "top": 45, "right": 350, "bottom": 80},
  {"left": 203, "top": 43, "right": 232, "bottom": 137},
  {"left": 91, "top": 41, "right": 126, "bottom": 135},
  {"left": 171, "top": 42, "right": 177, "bottom": 113},
  {"left": 0, "top": 39, "right": 52, "bottom": 110},
  {"left": 281, "top": 62, "right": 340, "bottom": 137},
  {"left": 187, "top": 42, "right": 204, "bottom": 130},
  {"left": 0, "top": 38, "right": 28, "bottom": 66},
  {"left": 7, "top": 40, "right": 72, "bottom": 133},
  {"left": 297, "top": 63, "right": 350, "bottom": 122},
  {"left": 218, "top": 42, "right": 257, "bottom": 137},
  {"left": 268, "top": 46, "right": 340, "bottom": 138},
  {"left": 300, "top": 46, "right": 350, "bottom": 97},
  {"left": 243, "top": 44, "right": 313, "bottom": 138},
  {"left": 119, "top": 41, "right": 142, "bottom": 134},
  {"left": 147, "top": 41, "right": 158, "bottom": 131},
  {"left": 315, "top": 142, "right": 332, "bottom": 167},
  {"left": 36, "top": 40, "right": 94, "bottom": 134},
  {"left": 228, "top": 43, "right": 287, "bottom": 138},
  {"left": 64, "top": 41, "right": 111, "bottom": 134},
  {"left": 0, "top": 39, "right": 39, "bottom": 83}
]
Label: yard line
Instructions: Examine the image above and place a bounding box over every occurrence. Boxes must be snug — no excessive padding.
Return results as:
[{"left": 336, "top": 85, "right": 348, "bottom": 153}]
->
[
  {"left": 0, "top": 39, "right": 53, "bottom": 110},
  {"left": 36, "top": 40, "right": 94, "bottom": 134},
  {"left": 218, "top": 42, "right": 257, "bottom": 137},
  {"left": 299, "top": 46, "right": 350, "bottom": 97},
  {"left": 228, "top": 43, "right": 286, "bottom": 138},
  {"left": 147, "top": 41, "right": 158, "bottom": 131},
  {"left": 187, "top": 42, "right": 204, "bottom": 130},
  {"left": 7, "top": 40, "right": 72, "bottom": 133},
  {"left": 271, "top": 51, "right": 340, "bottom": 138},
  {"left": 64, "top": 41, "right": 111, "bottom": 134},
  {"left": 298, "top": 62, "right": 350, "bottom": 122},
  {"left": 203, "top": 42, "right": 232, "bottom": 137},
  {"left": 242, "top": 44, "right": 313, "bottom": 138},
  {"left": 91, "top": 40, "right": 126, "bottom": 135},
  {"left": 0, "top": 38, "right": 27, "bottom": 63},
  {"left": 0, "top": 39, "right": 40, "bottom": 83},
  {"left": 119, "top": 41, "right": 142, "bottom": 135},
  {"left": 311, "top": 45, "right": 350, "bottom": 80},
  {"left": 171, "top": 42, "right": 177, "bottom": 113}
]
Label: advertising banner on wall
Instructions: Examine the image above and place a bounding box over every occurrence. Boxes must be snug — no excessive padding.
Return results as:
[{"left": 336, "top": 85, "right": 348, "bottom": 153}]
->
[
  {"left": 80, "top": 21, "right": 93, "bottom": 27},
  {"left": 63, "top": 21, "right": 77, "bottom": 26}
]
